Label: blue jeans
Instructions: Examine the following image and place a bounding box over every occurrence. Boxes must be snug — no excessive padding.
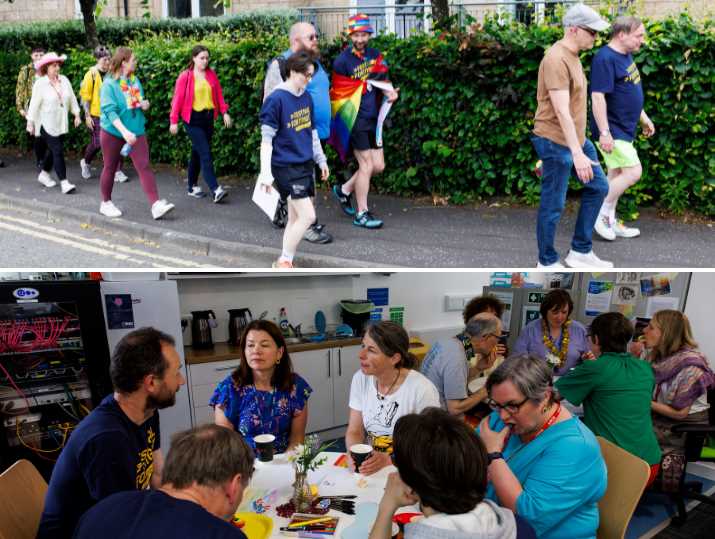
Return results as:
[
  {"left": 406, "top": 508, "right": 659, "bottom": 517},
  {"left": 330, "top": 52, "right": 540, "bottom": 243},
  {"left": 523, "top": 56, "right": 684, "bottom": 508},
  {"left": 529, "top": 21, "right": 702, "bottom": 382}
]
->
[
  {"left": 184, "top": 110, "right": 219, "bottom": 192},
  {"left": 531, "top": 136, "right": 608, "bottom": 265}
]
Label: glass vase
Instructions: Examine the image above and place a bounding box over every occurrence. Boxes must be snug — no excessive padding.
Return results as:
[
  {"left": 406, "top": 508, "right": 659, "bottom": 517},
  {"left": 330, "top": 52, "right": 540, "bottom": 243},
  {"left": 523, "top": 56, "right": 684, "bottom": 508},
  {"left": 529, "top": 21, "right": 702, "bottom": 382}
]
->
[{"left": 292, "top": 469, "right": 314, "bottom": 513}]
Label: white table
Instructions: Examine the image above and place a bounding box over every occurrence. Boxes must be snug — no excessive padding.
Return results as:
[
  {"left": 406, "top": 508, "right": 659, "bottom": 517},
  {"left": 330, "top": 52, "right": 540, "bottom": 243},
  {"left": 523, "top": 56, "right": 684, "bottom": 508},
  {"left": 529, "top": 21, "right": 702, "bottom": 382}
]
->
[{"left": 239, "top": 451, "right": 401, "bottom": 538}]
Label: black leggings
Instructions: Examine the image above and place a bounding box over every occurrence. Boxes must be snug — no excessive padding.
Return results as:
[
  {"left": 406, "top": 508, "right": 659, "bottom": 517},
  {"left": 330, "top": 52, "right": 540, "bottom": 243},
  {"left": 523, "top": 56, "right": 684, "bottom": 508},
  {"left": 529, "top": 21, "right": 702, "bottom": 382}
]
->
[{"left": 40, "top": 127, "right": 66, "bottom": 181}]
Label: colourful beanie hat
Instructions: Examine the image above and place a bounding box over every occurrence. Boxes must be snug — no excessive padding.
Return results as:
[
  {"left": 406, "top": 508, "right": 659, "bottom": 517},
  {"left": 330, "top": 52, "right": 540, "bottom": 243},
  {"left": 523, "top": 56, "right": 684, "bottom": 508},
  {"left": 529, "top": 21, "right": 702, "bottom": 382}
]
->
[{"left": 347, "top": 13, "right": 374, "bottom": 34}]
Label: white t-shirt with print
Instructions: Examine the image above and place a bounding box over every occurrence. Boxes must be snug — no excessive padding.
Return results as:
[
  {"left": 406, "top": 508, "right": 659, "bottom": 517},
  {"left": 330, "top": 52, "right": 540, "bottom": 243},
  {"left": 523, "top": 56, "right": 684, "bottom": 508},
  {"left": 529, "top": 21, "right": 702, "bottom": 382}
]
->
[{"left": 348, "top": 369, "right": 441, "bottom": 438}]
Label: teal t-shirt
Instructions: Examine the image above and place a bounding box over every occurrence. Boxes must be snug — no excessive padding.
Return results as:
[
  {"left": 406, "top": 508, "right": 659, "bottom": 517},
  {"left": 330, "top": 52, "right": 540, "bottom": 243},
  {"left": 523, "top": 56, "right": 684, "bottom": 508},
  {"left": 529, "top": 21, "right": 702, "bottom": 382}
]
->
[
  {"left": 556, "top": 352, "right": 662, "bottom": 465},
  {"left": 100, "top": 75, "right": 146, "bottom": 139}
]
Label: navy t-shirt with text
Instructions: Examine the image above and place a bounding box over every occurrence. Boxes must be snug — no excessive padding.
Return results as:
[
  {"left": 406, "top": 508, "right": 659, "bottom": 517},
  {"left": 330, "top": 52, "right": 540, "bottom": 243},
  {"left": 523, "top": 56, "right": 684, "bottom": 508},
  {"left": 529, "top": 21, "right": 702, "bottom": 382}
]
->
[
  {"left": 73, "top": 490, "right": 247, "bottom": 539},
  {"left": 37, "top": 394, "right": 161, "bottom": 539},
  {"left": 590, "top": 45, "right": 644, "bottom": 141},
  {"left": 332, "top": 46, "right": 385, "bottom": 131},
  {"left": 260, "top": 88, "right": 315, "bottom": 166}
]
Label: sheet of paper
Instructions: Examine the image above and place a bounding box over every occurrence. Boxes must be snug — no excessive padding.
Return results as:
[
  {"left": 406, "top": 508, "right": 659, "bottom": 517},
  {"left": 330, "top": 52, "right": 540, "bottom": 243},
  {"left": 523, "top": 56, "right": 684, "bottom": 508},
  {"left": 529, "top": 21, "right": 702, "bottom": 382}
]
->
[
  {"left": 646, "top": 296, "right": 680, "bottom": 317},
  {"left": 585, "top": 280, "right": 614, "bottom": 316},
  {"left": 613, "top": 284, "right": 638, "bottom": 305},
  {"left": 252, "top": 179, "right": 280, "bottom": 219},
  {"left": 367, "top": 80, "right": 394, "bottom": 147}
]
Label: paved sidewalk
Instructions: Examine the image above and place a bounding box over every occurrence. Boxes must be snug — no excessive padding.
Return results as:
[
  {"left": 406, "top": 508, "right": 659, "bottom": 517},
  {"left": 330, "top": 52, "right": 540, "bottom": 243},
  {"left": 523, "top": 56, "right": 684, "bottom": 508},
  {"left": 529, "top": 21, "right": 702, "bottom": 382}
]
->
[{"left": 0, "top": 150, "right": 713, "bottom": 268}]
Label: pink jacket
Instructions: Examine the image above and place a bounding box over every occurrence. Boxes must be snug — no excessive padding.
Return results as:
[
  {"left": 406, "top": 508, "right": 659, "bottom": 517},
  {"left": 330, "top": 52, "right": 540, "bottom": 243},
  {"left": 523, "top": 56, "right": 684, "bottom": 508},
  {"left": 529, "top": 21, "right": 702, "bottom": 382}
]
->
[{"left": 169, "top": 68, "right": 228, "bottom": 125}]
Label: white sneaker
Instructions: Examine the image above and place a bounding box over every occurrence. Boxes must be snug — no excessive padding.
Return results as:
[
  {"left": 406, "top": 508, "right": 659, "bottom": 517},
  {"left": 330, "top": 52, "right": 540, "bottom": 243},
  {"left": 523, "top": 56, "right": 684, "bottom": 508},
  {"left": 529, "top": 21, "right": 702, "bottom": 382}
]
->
[
  {"left": 60, "top": 179, "right": 76, "bottom": 194},
  {"left": 613, "top": 220, "right": 641, "bottom": 238},
  {"left": 565, "top": 249, "right": 614, "bottom": 268},
  {"left": 213, "top": 185, "right": 228, "bottom": 203},
  {"left": 151, "top": 199, "right": 175, "bottom": 220},
  {"left": 187, "top": 185, "right": 206, "bottom": 199},
  {"left": 594, "top": 213, "right": 616, "bottom": 241},
  {"left": 37, "top": 170, "right": 56, "bottom": 188},
  {"left": 99, "top": 200, "right": 122, "bottom": 218},
  {"left": 114, "top": 170, "right": 129, "bottom": 183},
  {"left": 80, "top": 159, "right": 91, "bottom": 179},
  {"left": 537, "top": 260, "right": 566, "bottom": 269}
]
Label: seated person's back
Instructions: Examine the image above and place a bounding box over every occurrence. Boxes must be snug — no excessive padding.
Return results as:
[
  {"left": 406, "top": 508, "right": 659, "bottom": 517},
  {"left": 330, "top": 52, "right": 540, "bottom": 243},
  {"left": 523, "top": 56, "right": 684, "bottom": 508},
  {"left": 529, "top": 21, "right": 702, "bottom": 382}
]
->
[{"left": 73, "top": 423, "right": 254, "bottom": 539}]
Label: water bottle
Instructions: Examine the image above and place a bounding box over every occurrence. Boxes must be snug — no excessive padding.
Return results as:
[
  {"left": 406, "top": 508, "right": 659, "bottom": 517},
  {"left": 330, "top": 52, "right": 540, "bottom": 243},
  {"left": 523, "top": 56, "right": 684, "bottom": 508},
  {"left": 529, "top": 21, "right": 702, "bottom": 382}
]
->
[{"left": 120, "top": 143, "right": 132, "bottom": 157}]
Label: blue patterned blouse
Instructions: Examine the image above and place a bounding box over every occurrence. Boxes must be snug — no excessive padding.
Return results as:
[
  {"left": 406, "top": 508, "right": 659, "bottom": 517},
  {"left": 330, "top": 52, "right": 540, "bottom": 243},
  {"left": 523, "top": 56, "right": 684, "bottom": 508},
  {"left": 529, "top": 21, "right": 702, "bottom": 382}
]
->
[{"left": 209, "top": 373, "right": 312, "bottom": 453}]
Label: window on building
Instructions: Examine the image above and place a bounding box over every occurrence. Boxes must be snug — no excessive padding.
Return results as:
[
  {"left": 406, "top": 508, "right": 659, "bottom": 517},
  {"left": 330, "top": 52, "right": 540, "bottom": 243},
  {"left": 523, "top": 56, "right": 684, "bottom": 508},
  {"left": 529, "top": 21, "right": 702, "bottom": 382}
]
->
[
  {"left": 200, "top": 0, "right": 224, "bottom": 17},
  {"left": 168, "top": 0, "right": 191, "bottom": 18},
  {"left": 167, "top": 0, "right": 225, "bottom": 18}
]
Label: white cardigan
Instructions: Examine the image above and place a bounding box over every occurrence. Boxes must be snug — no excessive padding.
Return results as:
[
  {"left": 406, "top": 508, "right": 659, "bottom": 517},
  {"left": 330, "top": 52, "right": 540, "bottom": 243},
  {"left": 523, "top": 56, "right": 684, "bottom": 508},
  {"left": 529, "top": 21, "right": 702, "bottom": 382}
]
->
[{"left": 27, "top": 75, "right": 80, "bottom": 137}]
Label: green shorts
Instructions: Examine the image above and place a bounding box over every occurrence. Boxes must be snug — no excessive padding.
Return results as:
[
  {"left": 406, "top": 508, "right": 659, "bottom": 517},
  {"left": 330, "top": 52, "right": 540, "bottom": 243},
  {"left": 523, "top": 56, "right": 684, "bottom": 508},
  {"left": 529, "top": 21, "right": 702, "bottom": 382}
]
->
[{"left": 596, "top": 139, "right": 641, "bottom": 170}]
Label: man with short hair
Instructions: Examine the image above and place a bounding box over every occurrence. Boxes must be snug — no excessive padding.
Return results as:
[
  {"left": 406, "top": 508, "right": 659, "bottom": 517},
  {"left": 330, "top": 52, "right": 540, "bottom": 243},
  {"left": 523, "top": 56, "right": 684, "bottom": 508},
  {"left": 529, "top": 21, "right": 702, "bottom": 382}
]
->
[
  {"left": 330, "top": 14, "right": 399, "bottom": 230},
  {"left": 532, "top": 4, "right": 612, "bottom": 269},
  {"left": 421, "top": 312, "right": 503, "bottom": 418},
  {"left": 16, "top": 46, "right": 47, "bottom": 171},
  {"left": 73, "top": 424, "right": 253, "bottom": 539},
  {"left": 263, "top": 21, "right": 333, "bottom": 244},
  {"left": 591, "top": 16, "right": 654, "bottom": 241},
  {"left": 38, "top": 327, "right": 186, "bottom": 539}
]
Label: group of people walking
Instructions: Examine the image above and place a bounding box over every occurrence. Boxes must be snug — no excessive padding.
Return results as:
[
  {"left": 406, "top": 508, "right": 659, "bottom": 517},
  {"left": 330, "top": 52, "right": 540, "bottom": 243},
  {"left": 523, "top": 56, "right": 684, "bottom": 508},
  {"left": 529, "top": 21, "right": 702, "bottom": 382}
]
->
[{"left": 12, "top": 4, "right": 656, "bottom": 268}]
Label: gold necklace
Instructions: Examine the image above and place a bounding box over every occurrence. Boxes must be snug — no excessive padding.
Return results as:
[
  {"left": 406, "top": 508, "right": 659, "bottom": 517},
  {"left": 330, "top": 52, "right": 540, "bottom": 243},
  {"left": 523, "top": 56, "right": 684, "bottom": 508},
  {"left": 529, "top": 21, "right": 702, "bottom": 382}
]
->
[
  {"left": 542, "top": 319, "right": 571, "bottom": 369},
  {"left": 376, "top": 369, "right": 401, "bottom": 400}
]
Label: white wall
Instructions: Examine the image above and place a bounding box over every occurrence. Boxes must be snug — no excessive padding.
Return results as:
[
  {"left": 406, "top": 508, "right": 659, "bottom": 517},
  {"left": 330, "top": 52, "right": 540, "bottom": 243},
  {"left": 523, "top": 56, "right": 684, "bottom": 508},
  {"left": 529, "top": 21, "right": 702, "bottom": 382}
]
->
[{"left": 684, "top": 271, "right": 715, "bottom": 369}]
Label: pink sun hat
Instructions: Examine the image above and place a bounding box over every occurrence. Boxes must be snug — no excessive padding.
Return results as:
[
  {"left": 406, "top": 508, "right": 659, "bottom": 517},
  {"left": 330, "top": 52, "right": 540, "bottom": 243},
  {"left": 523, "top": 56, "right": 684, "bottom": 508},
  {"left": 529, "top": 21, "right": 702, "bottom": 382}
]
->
[{"left": 34, "top": 52, "right": 68, "bottom": 72}]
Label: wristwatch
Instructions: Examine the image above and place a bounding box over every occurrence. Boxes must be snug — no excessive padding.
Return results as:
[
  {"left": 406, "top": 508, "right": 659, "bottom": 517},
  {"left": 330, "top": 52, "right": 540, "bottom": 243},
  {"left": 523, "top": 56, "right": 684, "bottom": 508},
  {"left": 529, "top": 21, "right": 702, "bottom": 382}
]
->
[{"left": 487, "top": 451, "right": 504, "bottom": 464}]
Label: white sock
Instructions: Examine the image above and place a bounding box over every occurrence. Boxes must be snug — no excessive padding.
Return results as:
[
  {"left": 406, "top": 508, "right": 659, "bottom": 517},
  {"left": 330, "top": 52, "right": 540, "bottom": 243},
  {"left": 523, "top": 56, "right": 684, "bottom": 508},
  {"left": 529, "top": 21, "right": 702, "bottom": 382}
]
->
[
  {"left": 279, "top": 251, "right": 294, "bottom": 263},
  {"left": 601, "top": 200, "right": 615, "bottom": 216}
]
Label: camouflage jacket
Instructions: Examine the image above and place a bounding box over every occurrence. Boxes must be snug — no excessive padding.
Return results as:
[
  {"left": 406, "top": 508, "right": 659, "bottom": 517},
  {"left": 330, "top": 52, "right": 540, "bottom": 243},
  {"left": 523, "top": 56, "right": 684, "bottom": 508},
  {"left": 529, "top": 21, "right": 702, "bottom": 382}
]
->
[{"left": 16, "top": 63, "right": 36, "bottom": 114}]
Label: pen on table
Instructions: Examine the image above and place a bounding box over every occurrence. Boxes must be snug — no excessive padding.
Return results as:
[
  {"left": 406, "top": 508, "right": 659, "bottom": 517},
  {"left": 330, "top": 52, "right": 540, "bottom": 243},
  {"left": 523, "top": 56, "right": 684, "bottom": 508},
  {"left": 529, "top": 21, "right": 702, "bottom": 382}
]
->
[
  {"left": 297, "top": 532, "right": 334, "bottom": 538},
  {"left": 287, "top": 516, "right": 333, "bottom": 528},
  {"left": 280, "top": 526, "right": 335, "bottom": 532}
]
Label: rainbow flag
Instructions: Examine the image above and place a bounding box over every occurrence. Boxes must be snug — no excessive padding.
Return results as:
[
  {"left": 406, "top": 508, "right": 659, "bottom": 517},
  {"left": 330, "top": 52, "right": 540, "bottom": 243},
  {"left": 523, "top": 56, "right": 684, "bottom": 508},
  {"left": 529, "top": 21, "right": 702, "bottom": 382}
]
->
[{"left": 329, "top": 53, "right": 389, "bottom": 162}]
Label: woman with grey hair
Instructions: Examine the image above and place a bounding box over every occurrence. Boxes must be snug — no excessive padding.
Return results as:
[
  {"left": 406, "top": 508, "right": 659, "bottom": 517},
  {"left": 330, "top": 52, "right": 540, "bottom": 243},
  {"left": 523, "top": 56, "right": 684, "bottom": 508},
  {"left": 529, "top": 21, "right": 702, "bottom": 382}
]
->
[{"left": 477, "top": 354, "right": 606, "bottom": 539}]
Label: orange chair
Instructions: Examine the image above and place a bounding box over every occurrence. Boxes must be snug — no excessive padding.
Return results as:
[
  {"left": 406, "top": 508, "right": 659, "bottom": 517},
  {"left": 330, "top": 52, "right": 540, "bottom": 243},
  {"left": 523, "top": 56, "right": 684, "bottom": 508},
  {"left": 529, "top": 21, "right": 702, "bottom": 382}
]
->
[
  {"left": 0, "top": 459, "right": 48, "bottom": 539},
  {"left": 596, "top": 436, "right": 650, "bottom": 539}
]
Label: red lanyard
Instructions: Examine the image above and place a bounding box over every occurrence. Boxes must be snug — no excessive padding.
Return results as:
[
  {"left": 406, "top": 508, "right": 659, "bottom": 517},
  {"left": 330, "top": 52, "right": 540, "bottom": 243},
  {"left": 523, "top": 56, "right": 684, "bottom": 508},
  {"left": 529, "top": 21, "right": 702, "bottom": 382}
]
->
[{"left": 503, "top": 401, "right": 562, "bottom": 452}]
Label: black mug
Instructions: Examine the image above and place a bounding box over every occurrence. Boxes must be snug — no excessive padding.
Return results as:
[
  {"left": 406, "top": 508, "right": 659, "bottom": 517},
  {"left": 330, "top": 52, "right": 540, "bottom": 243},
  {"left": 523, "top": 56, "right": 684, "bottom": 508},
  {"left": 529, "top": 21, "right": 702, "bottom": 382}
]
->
[
  {"left": 254, "top": 434, "right": 276, "bottom": 462},
  {"left": 349, "top": 443, "right": 373, "bottom": 473}
]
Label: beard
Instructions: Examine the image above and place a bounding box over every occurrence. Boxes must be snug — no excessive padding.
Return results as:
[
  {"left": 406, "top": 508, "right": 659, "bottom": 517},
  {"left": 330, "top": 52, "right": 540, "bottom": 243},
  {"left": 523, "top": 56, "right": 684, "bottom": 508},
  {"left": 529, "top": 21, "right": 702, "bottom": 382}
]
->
[{"left": 146, "top": 385, "right": 177, "bottom": 410}]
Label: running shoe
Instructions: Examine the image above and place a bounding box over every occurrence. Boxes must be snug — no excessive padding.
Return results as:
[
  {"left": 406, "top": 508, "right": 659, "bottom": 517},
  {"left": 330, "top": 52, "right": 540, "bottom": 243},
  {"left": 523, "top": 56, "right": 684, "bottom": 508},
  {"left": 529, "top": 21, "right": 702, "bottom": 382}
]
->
[
  {"left": 332, "top": 184, "right": 356, "bottom": 216},
  {"left": 353, "top": 210, "right": 383, "bottom": 229}
]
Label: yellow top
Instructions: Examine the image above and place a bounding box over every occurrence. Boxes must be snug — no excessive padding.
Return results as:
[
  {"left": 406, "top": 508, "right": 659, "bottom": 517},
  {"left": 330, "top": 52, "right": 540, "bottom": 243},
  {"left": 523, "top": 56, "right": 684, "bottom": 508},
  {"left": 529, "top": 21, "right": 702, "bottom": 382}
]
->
[
  {"left": 79, "top": 68, "right": 103, "bottom": 117},
  {"left": 192, "top": 76, "right": 214, "bottom": 112}
]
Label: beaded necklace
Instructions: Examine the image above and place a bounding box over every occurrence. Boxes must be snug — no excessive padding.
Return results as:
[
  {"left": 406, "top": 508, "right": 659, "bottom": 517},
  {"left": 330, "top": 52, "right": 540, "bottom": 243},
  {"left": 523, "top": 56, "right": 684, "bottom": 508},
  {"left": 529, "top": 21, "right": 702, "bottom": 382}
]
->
[{"left": 541, "top": 319, "right": 571, "bottom": 370}]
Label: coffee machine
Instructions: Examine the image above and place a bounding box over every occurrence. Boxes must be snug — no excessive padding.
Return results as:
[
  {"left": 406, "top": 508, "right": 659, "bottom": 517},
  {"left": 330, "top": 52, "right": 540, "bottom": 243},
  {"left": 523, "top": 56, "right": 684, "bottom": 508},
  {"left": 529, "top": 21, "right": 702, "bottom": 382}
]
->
[
  {"left": 191, "top": 310, "right": 216, "bottom": 349},
  {"left": 228, "top": 308, "right": 252, "bottom": 346}
]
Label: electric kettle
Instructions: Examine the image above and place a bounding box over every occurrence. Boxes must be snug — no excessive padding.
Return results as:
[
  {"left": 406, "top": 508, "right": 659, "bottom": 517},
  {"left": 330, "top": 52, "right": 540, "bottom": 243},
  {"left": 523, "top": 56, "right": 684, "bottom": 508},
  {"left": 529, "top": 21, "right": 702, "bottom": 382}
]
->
[
  {"left": 191, "top": 310, "right": 217, "bottom": 349},
  {"left": 228, "top": 308, "right": 253, "bottom": 346}
]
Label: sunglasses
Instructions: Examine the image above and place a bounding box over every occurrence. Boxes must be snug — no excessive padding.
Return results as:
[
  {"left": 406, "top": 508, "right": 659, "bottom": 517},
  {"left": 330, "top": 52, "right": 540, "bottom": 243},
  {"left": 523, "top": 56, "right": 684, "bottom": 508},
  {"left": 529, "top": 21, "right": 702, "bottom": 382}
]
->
[{"left": 579, "top": 26, "right": 598, "bottom": 37}]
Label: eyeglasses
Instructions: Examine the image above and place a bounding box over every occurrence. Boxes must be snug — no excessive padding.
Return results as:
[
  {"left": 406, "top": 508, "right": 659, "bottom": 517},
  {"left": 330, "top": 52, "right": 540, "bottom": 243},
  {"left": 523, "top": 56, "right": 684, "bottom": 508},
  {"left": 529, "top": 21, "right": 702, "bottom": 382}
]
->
[
  {"left": 485, "top": 396, "right": 530, "bottom": 415},
  {"left": 303, "top": 71, "right": 314, "bottom": 80},
  {"left": 579, "top": 26, "right": 597, "bottom": 37}
]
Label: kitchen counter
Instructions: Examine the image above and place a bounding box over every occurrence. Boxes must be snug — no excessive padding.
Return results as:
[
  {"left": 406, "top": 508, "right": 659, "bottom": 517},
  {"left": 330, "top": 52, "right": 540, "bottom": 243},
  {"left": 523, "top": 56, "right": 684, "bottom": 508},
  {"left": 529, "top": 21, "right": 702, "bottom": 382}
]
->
[{"left": 184, "top": 338, "right": 363, "bottom": 365}]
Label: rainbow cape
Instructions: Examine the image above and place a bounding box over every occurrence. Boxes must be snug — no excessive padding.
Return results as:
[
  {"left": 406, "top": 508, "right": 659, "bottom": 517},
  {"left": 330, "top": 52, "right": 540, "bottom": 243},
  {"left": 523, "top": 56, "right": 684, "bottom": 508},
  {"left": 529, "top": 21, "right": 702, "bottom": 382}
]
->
[{"left": 328, "top": 52, "right": 389, "bottom": 162}]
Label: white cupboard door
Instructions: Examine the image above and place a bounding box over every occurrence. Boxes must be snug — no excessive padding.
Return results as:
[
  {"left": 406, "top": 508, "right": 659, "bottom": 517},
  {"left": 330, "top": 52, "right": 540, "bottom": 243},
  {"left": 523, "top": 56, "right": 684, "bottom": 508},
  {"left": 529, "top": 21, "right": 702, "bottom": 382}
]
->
[
  {"left": 332, "top": 345, "right": 362, "bottom": 427},
  {"left": 291, "top": 349, "right": 334, "bottom": 433}
]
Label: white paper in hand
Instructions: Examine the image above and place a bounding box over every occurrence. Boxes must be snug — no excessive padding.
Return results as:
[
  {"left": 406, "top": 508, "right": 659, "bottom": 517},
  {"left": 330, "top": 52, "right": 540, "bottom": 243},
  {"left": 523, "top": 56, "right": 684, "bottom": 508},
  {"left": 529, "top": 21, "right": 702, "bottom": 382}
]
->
[{"left": 252, "top": 179, "right": 280, "bottom": 219}]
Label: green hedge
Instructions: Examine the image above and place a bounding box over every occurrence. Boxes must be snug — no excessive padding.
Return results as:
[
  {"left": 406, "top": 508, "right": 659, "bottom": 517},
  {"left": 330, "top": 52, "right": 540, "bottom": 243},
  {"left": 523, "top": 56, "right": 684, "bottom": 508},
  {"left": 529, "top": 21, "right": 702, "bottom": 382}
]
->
[{"left": 0, "top": 12, "right": 712, "bottom": 217}]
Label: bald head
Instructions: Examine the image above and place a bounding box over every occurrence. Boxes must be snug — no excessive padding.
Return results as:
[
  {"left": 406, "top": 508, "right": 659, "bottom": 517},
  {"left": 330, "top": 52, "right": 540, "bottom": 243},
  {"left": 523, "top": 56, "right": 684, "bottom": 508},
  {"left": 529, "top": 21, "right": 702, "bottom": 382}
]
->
[{"left": 289, "top": 22, "right": 319, "bottom": 54}]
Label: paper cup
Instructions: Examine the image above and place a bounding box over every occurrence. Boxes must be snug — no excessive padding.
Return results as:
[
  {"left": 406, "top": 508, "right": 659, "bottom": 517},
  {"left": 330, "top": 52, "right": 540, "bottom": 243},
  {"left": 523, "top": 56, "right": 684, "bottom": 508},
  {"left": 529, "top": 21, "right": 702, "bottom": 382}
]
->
[
  {"left": 349, "top": 443, "right": 373, "bottom": 473},
  {"left": 254, "top": 434, "right": 276, "bottom": 462}
]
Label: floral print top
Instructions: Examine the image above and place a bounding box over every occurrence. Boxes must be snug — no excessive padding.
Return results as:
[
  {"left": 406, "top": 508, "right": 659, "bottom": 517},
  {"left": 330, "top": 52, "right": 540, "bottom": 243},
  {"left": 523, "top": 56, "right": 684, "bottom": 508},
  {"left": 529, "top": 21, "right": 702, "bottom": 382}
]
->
[{"left": 209, "top": 373, "right": 312, "bottom": 453}]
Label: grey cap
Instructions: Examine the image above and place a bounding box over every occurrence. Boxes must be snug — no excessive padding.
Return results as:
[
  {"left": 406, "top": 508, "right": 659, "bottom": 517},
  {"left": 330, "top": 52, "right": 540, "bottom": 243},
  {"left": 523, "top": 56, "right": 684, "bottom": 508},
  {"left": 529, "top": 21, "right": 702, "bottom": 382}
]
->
[{"left": 563, "top": 3, "right": 610, "bottom": 32}]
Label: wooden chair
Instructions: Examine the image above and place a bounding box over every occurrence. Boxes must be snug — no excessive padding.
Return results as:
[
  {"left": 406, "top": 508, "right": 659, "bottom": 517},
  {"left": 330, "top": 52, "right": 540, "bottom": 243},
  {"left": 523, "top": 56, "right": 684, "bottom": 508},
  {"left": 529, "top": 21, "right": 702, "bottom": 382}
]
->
[
  {"left": 0, "top": 459, "right": 48, "bottom": 539},
  {"left": 596, "top": 436, "right": 651, "bottom": 539}
]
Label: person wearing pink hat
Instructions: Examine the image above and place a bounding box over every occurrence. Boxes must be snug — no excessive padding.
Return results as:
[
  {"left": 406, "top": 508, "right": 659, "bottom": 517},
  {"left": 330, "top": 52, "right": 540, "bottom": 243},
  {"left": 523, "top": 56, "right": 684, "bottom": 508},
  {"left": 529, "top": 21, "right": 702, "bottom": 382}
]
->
[
  {"left": 26, "top": 51, "right": 81, "bottom": 194},
  {"left": 329, "top": 13, "right": 399, "bottom": 230}
]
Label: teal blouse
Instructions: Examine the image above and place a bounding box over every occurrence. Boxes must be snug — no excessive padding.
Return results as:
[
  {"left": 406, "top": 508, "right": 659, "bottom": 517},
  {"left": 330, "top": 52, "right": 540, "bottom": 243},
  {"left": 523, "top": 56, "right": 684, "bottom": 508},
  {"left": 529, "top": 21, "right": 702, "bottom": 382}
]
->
[{"left": 100, "top": 75, "right": 146, "bottom": 139}]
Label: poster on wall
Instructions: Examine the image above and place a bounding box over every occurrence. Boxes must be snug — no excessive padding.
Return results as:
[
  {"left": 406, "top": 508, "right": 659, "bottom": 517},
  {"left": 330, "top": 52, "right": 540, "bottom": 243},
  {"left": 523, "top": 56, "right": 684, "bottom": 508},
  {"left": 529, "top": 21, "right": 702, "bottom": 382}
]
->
[
  {"left": 646, "top": 296, "right": 680, "bottom": 317},
  {"left": 522, "top": 306, "right": 541, "bottom": 328},
  {"left": 616, "top": 272, "right": 640, "bottom": 284},
  {"left": 640, "top": 273, "right": 674, "bottom": 297},
  {"left": 613, "top": 284, "right": 638, "bottom": 306},
  {"left": 585, "top": 280, "right": 614, "bottom": 317},
  {"left": 492, "top": 291, "right": 513, "bottom": 331}
]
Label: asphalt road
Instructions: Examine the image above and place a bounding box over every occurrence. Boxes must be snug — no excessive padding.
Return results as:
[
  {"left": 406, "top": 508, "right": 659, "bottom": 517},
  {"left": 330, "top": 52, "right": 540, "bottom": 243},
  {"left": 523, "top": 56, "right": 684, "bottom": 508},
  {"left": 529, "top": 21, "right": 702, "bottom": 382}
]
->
[{"left": 0, "top": 150, "right": 712, "bottom": 268}]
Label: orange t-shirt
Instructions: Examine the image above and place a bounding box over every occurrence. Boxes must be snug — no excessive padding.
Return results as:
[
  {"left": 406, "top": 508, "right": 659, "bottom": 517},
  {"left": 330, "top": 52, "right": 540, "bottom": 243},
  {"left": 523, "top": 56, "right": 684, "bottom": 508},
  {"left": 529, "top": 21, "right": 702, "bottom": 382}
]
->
[{"left": 533, "top": 41, "right": 587, "bottom": 148}]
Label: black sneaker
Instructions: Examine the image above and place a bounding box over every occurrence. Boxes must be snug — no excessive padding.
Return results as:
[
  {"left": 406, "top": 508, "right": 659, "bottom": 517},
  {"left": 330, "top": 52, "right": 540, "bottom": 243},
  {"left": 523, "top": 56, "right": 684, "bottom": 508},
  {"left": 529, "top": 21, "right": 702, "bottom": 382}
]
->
[
  {"left": 272, "top": 197, "right": 288, "bottom": 228},
  {"left": 332, "top": 184, "right": 356, "bottom": 216},
  {"left": 304, "top": 223, "right": 333, "bottom": 244}
]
